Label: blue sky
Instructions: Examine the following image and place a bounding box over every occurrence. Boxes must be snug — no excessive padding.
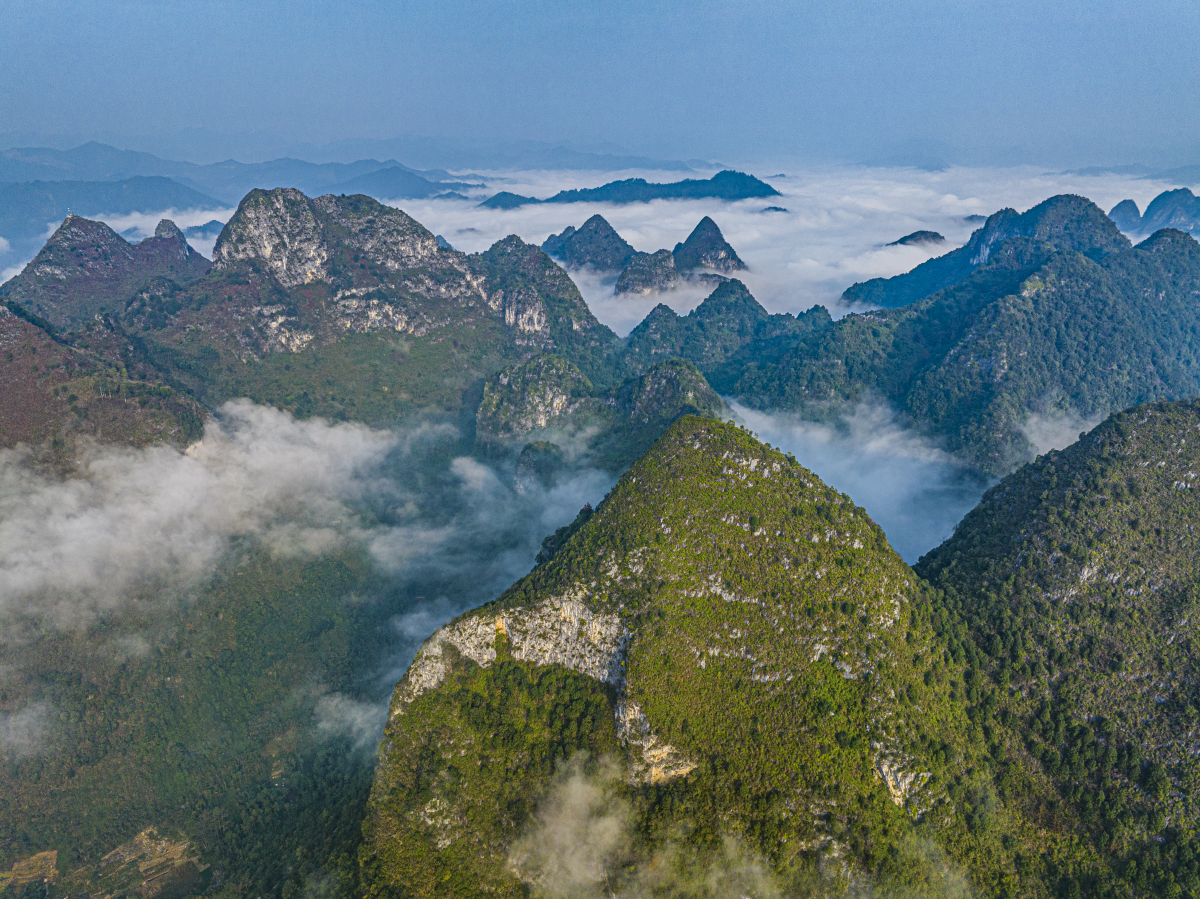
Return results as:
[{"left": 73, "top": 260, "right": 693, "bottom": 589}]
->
[{"left": 3, "top": 0, "right": 1198, "bottom": 165}]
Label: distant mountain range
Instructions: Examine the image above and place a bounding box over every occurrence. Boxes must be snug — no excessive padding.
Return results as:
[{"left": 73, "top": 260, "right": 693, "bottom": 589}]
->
[
  {"left": 0, "top": 141, "right": 484, "bottom": 205},
  {"left": 0, "top": 177, "right": 224, "bottom": 268},
  {"left": 479, "top": 170, "right": 779, "bottom": 208},
  {"left": 1107, "top": 188, "right": 1200, "bottom": 236}
]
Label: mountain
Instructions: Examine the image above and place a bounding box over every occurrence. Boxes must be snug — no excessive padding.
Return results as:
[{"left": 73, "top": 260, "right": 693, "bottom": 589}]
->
[
  {"left": 612, "top": 217, "right": 745, "bottom": 295},
  {"left": 475, "top": 355, "right": 728, "bottom": 470},
  {"left": 916, "top": 398, "right": 1200, "bottom": 893},
  {"left": 842, "top": 195, "right": 1129, "bottom": 309},
  {"left": 0, "top": 177, "right": 224, "bottom": 266},
  {"left": 479, "top": 170, "right": 780, "bottom": 208},
  {"left": 0, "top": 142, "right": 481, "bottom": 205},
  {"left": 541, "top": 214, "right": 637, "bottom": 272},
  {"left": 1108, "top": 189, "right": 1200, "bottom": 237},
  {"left": 477, "top": 191, "right": 535, "bottom": 209},
  {"left": 1141, "top": 188, "right": 1200, "bottom": 235},
  {"left": 671, "top": 215, "right": 746, "bottom": 272},
  {"left": 614, "top": 249, "right": 679, "bottom": 294},
  {"left": 359, "top": 415, "right": 1023, "bottom": 899},
  {"left": 1, "top": 216, "right": 212, "bottom": 329},
  {"left": 1108, "top": 199, "right": 1143, "bottom": 233},
  {"left": 724, "top": 196, "right": 1200, "bottom": 475},
  {"left": 323, "top": 166, "right": 478, "bottom": 199},
  {"left": 887, "top": 230, "right": 946, "bottom": 247},
  {"left": 623, "top": 279, "right": 831, "bottom": 386}
]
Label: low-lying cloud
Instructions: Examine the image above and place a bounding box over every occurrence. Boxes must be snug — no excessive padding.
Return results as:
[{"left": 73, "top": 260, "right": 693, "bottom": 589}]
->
[
  {"left": 731, "top": 401, "right": 987, "bottom": 563},
  {"left": 1021, "top": 408, "right": 1104, "bottom": 456},
  {"left": 510, "top": 753, "right": 972, "bottom": 898},
  {"left": 314, "top": 693, "right": 390, "bottom": 753},
  {"left": 0, "top": 399, "right": 397, "bottom": 631},
  {"left": 0, "top": 702, "right": 53, "bottom": 758},
  {"left": 93, "top": 207, "right": 235, "bottom": 257},
  {"left": 388, "top": 164, "right": 1173, "bottom": 334}
]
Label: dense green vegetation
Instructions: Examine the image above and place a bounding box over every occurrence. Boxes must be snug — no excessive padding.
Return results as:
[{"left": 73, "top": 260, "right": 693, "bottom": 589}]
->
[
  {"left": 918, "top": 398, "right": 1200, "bottom": 898},
  {"left": 0, "top": 547, "right": 386, "bottom": 899},
  {"left": 362, "top": 417, "right": 1094, "bottom": 898},
  {"left": 731, "top": 199, "right": 1200, "bottom": 474},
  {"left": 361, "top": 654, "right": 619, "bottom": 899}
]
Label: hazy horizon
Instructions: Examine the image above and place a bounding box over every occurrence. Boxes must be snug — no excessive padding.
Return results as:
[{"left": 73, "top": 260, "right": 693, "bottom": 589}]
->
[{"left": 4, "top": 1, "right": 1200, "bottom": 170}]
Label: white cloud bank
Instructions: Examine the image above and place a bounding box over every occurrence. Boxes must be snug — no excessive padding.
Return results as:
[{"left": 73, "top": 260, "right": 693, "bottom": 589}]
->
[
  {"left": 389, "top": 163, "right": 1175, "bottom": 335},
  {"left": 0, "top": 399, "right": 397, "bottom": 631}
]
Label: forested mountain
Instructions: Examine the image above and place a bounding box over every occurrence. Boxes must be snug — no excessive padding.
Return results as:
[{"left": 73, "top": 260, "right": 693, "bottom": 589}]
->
[
  {"left": 917, "top": 398, "right": 1200, "bottom": 896},
  {"left": 360, "top": 416, "right": 1021, "bottom": 898},
  {"left": 479, "top": 170, "right": 779, "bottom": 208},
  {"left": 9, "top": 185, "right": 1200, "bottom": 899},
  {"left": 541, "top": 214, "right": 637, "bottom": 272},
  {"left": 1108, "top": 188, "right": 1200, "bottom": 236},
  {"left": 729, "top": 196, "right": 1200, "bottom": 475},
  {"left": 841, "top": 194, "right": 1130, "bottom": 309},
  {"left": 2, "top": 216, "right": 211, "bottom": 328}
]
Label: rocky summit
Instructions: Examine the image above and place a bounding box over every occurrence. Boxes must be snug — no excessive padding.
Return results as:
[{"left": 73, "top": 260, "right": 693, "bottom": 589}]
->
[
  {"left": 672, "top": 215, "right": 746, "bottom": 273},
  {"left": 1, "top": 215, "right": 211, "bottom": 329}
]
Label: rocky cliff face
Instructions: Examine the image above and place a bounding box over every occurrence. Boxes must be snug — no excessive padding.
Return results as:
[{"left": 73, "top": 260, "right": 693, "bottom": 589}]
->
[
  {"left": 475, "top": 353, "right": 727, "bottom": 471},
  {"left": 361, "top": 417, "right": 1000, "bottom": 899},
  {"left": 475, "top": 354, "right": 593, "bottom": 441},
  {"left": 2, "top": 215, "right": 211, "bottom": 329}
]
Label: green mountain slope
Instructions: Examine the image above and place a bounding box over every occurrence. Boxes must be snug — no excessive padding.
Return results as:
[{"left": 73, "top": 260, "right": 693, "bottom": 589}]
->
[
  {"left": 359, "top": 416, "right": 1058, "bottom": 899},
  {"left": 623, "top": 279, "right": 831, "bottom": 387},
  {"left": 917, "top": 398, "right": 1200, "bottom": 897},
  {"left": 842, "top": 195, "right": 1130, "bottom": 309},
  {"left": 732, "top": 198, "right": 1200, "bottom": 475},
  {"left": 0, "top": 547, "right": 386, "bottom": 899}
]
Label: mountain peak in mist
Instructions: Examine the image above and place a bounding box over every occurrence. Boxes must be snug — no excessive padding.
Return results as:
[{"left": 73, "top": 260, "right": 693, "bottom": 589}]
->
[
  {"left": 672, "top": 215, "right": 745, "bottom": 272},
  {"left": 842, "top": 193, "right": 1128, "bottom": 309},
  {"left": 541, "top": 214, "right": 636, "bottom": 272}
]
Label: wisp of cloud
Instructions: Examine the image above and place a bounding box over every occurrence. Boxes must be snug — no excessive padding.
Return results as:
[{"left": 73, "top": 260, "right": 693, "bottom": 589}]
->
[{"left": 731, "top": 401, "right": 987, "bottom": 562}]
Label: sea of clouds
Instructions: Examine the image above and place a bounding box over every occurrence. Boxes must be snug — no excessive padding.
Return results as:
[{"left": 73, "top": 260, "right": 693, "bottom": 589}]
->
[{"left": 386, "top": 163, "right": 1178, "bottom": 334}]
